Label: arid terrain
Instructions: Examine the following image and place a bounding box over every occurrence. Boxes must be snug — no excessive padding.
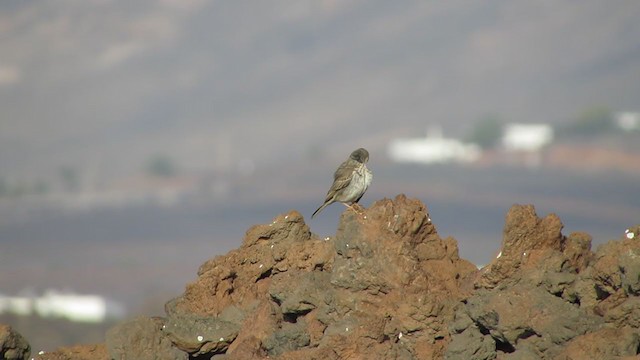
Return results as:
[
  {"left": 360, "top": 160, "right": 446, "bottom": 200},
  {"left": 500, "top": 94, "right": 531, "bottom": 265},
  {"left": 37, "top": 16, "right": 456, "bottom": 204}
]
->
[{"left": 3, "top": 195, "right": 639, "bottom": 359}]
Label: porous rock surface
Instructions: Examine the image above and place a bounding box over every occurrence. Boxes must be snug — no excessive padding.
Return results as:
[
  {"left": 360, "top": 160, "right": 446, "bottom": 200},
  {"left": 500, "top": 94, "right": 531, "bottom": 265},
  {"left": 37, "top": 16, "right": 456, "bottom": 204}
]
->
[
  {"left": 0, "top": 324, "right": 31, "bottom": 360},
  {"left": 449, "top": 204, "right": 640, "bottom": 360},
  {"left": 16, "top": 196, "right": 640, "bottom": 359}
]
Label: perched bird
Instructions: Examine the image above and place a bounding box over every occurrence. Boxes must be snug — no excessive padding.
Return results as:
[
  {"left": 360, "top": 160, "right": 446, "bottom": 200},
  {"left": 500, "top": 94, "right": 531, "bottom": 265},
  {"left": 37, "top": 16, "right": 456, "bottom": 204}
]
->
[{"left": 312, "top": 148, "right": 373, "bottom": 218}]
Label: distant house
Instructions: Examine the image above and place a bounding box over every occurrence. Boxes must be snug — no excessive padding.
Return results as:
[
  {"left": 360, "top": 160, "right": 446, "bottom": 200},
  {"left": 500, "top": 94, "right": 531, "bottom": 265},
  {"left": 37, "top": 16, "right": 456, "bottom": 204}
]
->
[
  {"left": 499, "top": 123, "right": 554, "bottom": 168},
  {"left": 388, "top": 127, "right": 481, "bottom": 164},
  {"left": 0, "top": 295, "right": 32, "bottom": 316},
  {"left": 0, "top": 289, "right": 125, "bottom": 323},
  {"left": 615, "top": 112, "right": 640, "bottom": 132},
  {"left": 34, "top": 290, "right": 109, "bottom": 323},
  {"left": 501, "top": 123, "right": 553, "bottom": 152}
]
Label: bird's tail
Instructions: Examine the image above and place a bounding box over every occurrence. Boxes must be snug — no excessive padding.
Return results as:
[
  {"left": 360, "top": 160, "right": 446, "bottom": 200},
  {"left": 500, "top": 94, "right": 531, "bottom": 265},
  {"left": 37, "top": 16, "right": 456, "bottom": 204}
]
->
[{"left": 311, "top": 201, "right": 330, "bottom": 218}]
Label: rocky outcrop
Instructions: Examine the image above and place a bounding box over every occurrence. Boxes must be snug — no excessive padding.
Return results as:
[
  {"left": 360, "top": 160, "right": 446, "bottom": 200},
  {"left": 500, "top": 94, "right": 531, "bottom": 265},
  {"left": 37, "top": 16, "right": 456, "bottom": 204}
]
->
[
  {"left": 448, "top": 204, "right": 640, "bottom": 359},
  {"left": 106, "top": 317, "right": 187, "bottom": 360},
  {"left": 16, "top": 195, "right": 640, "bottom": 359},
  {"left": 0, "top": 325, "right": 31, "bottom": 360},
  {"left": 155, "top": 194, "right": 477, "bottom": 359},
  {"left": 30, "top": 344, "right": 107, "bottom": 360}
]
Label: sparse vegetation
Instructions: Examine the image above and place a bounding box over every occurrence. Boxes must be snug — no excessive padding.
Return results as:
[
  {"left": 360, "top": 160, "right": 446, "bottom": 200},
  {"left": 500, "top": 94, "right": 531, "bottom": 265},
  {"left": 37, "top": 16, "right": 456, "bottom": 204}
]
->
[
  {"left": 466, "top": 114, "right": 504, "bottom": 149},
  {"left": 0, "top": 178, "right": 50, "bottom": 198},
  {"left": 59, "top": 166, "right": 80, "bottom": 192},
  {"left": 145, "top": 154, "right": 178, "bottom": 178},
  {"left": 0, "top": 177, "right": 7, "bottom": 197},
  {"left": 33, "top": 179, "right": 50, "bottom": 195},
  {"left": 558, "top": 106, "right": 615, "bottom": 137}
]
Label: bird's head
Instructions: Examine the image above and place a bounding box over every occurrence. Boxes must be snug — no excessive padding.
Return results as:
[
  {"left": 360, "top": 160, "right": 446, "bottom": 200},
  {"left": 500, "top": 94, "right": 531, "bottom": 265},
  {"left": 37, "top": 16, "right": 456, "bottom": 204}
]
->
[{"left": 350, "top": 148, "right": 369, "bottom": 163}]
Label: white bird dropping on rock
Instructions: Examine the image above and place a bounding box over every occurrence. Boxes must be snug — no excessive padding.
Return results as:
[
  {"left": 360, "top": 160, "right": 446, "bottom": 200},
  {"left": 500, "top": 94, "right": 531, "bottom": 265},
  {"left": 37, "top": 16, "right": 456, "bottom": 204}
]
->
[{"left": 625, "top": 229, "right": 635, "bottom": 239}]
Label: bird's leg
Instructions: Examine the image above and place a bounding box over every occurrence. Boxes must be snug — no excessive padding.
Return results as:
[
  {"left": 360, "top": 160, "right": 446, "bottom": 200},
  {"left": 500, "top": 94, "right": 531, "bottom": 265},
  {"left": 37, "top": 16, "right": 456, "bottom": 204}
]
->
[{"left": 343, "top": 202, "right": 364, "bottom": 215}]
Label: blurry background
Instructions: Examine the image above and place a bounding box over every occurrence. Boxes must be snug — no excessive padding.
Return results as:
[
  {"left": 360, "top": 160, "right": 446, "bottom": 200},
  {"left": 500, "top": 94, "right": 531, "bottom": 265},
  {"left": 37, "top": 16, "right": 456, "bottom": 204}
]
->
[{"left": 1, "top": 0, "right": 639, "bottom": 352}]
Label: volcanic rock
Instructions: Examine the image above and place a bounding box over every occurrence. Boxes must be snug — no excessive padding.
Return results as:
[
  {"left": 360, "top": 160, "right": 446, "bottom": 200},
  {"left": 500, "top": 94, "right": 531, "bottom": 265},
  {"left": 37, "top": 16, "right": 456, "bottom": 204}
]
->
[
  {"left": 105, "top": 316, "right": 187, "bottom": 360},
  {"left": 0, "top": 325, "right": 31, "bottom": 360},
  {"left": 32, "top": 344, "right": 107, "bottom": 360},
  {"left": 13, "top": 195, "right": 640, "bottom": 359},
  {"left": 160, "top": 195, "right": 477, "bottom": 359},
  {"left": 447, "top": 205, "right": 640, "bottom": 359}
]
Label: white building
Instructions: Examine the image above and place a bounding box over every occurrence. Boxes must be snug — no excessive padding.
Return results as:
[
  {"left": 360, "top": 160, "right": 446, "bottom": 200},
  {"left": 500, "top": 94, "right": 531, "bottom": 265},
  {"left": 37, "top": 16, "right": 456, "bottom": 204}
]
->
[
  {"left": 0, "top": 289, "right": 125, "bottom": 323},
  {"left": 34, "top": 290, "right": 108, "bottom": 323},
  {"left": 615, "top": 112, "right": 640, "bottom": 132},
  {"left": 500, "top": 123, "right": 554, "bottom": 168},
  {"left": 0, "top": 296, "right": 33, "bottom": 316},
  {"left": 502, "top": 123, "right": 553, "bottom": 152},
  {"left": 388, "top": 127, "right": 481, "bottom": 165}
]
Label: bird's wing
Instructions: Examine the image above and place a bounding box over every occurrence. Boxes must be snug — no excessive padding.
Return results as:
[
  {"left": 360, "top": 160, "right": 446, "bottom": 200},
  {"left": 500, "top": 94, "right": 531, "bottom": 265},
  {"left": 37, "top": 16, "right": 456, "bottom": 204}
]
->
[{"left": 323, "top": 160, "right": 355, "bottom": 201}]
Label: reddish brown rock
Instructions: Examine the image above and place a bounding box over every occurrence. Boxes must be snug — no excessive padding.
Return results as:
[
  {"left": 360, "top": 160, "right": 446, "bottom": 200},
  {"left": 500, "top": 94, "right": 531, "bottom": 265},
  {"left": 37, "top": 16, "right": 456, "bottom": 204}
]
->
[
  {"left": 90, "top": 200, "right": 639, "bottom": 359},
  {"left": 556, "top": 327, "right": 640, "bottom": 360},
  {"left": 448, "top": 284, "right": 603, "bottom": 359},
  {"left": 450, "top": 212, "right": 640, "bottom": 359},
  {"left": 174, "top": 210, "right": 332, "bottom": 317},
  {"left": 478, "top": 204, "right": 566, "bottom": 288},
  {"left": 105, "top": 316, "right": 187, "bottom": 360},
  {"left": 0, "top": 325, "right": 31, "bottom": 360},
  {"left": 575, "top": 231, "right": 640, "bottom": 324},
  {"left": 591, "top": 235, "right": 640, "bottom": 297},
  {"left": 503, "top": 204, "right": 565, "bottom": 253},
  {"left": 562, "top": 232, "right": 593, "bottom": 272},
  {"left": 33, "top": 344, "right": 107, "bottom": 360},
  {"left": 153, "top": 195, "right": 476, "bottom": 359}
]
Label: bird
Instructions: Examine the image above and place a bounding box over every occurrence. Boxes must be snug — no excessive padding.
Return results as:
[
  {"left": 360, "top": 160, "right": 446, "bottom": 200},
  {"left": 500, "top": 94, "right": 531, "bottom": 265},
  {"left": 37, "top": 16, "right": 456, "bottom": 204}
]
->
[{"left": 312, "top": 147, "right": 373, "bottom": 218}]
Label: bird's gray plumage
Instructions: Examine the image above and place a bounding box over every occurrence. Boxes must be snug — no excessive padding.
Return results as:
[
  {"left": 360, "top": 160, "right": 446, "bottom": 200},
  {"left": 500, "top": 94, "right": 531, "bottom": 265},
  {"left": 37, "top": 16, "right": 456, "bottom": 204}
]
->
[{"left": 312, "top": 148, "right": 372, "bottom": 218}]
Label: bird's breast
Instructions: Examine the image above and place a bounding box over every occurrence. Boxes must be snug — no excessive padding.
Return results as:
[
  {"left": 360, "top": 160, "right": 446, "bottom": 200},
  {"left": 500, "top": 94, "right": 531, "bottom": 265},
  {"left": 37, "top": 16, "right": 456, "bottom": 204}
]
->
[
  {"left": 363, "top": 166, "right": 372, "bottom": 188},
  {"left": 333, "top": 164, "right": 371, "bottom": 203}
]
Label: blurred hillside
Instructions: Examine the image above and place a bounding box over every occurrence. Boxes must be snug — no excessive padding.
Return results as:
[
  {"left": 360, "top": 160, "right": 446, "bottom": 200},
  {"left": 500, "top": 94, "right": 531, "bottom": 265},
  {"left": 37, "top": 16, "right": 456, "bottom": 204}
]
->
[{"left": 1, "top": 0, "right": 640, "bottom": 182}]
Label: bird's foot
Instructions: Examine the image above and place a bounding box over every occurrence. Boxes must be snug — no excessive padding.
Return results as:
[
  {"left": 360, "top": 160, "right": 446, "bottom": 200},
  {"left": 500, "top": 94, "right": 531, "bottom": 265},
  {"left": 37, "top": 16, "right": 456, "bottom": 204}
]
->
[{"left": 344, "top": 203, "right": 366, "bottom": 218}]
